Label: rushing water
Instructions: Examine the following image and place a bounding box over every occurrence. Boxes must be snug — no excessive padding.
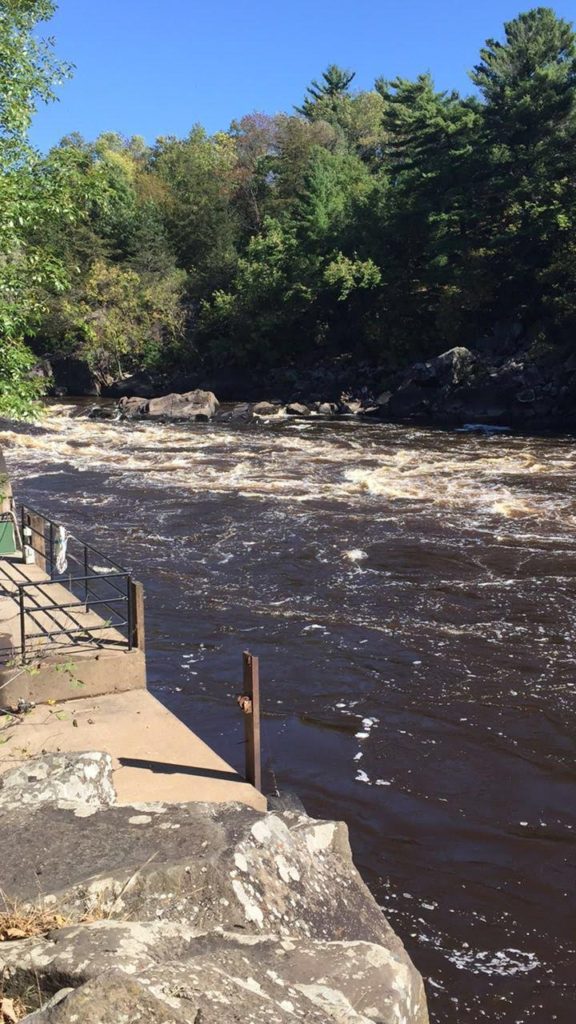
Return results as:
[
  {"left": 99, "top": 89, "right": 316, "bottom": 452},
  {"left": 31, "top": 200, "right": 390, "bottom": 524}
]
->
[{"left": 2, "top": 403, "right": 575, "bottom": 1023}]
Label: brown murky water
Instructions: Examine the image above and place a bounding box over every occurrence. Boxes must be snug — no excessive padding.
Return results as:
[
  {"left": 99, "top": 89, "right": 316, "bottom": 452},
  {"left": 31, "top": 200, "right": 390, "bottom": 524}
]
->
[{"left": 3, "top": 403, "right": 575, "bottom": 1023}]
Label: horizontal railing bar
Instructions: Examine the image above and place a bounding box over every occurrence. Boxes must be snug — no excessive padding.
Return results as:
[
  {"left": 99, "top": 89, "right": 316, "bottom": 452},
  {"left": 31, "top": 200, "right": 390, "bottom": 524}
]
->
[
  {"left": 55, "top": 574, "right": 129, "bottom": 600},
  {"left": 21, "top": 597, "right": 126, "bottom": 615},
  {"left": 25, "top": 622, "right": 128, "bottom": 640},
  {"left": 21, "top": 504, "right": 128, "bottom": 574},
  {"left": 17, "top": 573, "right": 128, "bottom": 587},
  {"left": 18, "top": 504, "right": 132, "bottom": 652},
  {"left": 13, "top": 577, "right": 88, "bottom": 643},
  {"left": 19, "top": 584, "right": 127, "bottom": 617},
  {"left": 22, "top": 523, "right": 45, "bottom": 540},
  {"left": 84, "top": 589, "right": 129, "bottom": 621},
  {"left": 19, "top": 577, "right": 128, "bottom": 619},
  {"left": 25, "top": 535, "right": 125, "bottom": 588},
  {"left": 84, "top": 575, "right": 128, "bottom": 599},
  {"left": 30, "top": 547, "right": 125, "bottom": 588}
]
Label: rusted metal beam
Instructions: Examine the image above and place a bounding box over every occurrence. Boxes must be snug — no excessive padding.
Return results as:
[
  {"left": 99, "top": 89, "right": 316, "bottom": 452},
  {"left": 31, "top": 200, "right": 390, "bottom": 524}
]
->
[
  {"left": 237, "top": 650, "right": 262, "bottom": 792},
  {"left": 130, "top": 580, "right": 145, "bottom": 651}
]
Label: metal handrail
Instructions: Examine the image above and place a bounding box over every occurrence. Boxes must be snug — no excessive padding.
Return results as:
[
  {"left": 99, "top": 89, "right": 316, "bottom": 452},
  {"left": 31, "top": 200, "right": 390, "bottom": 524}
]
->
[
  {"left": 17, "top": 504, "right": 135, "bottom": 661},
  {"left": 21, "top": 595, "right": 127, "bottom": 614},
  {"left": 16, "top": 573, "right": 129, "bottom": 587},
  {"left": 24, "top": 623, "right": 128, "bottom": 641},
  {"left": 21, "top": 503, "right": 127, "bottom": 573}
]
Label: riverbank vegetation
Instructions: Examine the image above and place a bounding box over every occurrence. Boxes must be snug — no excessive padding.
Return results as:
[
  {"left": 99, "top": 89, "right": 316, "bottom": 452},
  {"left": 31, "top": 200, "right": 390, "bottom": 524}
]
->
[{"left": 2, "top": 3, "right": 576, "bottom": 413}]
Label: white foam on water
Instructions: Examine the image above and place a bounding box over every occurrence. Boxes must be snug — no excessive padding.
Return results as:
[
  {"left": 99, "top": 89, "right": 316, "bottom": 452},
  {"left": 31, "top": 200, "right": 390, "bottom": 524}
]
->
[
  {"left": 446, "top": 947, "right": 540, "bottom": 977},
  {"left": 4, "top": 407, "right": 576, "bottom": 535},
  {"left": 344, "top": 548, "right": 368, "bottom": 562}
]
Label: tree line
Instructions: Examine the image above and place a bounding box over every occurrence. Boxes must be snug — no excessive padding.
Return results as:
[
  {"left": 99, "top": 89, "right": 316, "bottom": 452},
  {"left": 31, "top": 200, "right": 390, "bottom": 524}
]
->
[{"left": 2, "top": 2, "right": 576, "bottom": 415}]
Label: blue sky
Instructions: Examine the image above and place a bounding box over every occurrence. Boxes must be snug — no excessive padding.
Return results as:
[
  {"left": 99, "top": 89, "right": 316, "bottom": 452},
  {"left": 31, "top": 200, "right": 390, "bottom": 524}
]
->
[{"left": 31, "top": 0, "right": 576, "bottom": 151}]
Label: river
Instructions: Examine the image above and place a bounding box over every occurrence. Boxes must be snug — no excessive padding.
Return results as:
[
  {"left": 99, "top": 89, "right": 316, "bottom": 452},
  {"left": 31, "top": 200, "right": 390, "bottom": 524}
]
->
[{"left": 2, "top": 403, "right": 575, "bottom": 1023}]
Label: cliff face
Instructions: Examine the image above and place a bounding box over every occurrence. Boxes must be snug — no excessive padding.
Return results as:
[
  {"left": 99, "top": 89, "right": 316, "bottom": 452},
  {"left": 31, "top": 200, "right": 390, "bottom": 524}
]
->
[{"left": 0, "top": 752, "right": 429, "bottom": 1024}]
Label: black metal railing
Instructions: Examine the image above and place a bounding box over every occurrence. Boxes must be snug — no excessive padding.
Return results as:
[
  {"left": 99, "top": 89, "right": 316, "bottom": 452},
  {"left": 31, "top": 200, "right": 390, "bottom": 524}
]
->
[{"left": 16, "top": 504, "right": 135, "bottom": 662}]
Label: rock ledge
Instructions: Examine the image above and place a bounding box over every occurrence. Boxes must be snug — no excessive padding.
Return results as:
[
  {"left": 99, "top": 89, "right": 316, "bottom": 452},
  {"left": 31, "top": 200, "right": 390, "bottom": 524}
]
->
[{"left": 0, "top": 752, "right": 428, "bottom": 1023}]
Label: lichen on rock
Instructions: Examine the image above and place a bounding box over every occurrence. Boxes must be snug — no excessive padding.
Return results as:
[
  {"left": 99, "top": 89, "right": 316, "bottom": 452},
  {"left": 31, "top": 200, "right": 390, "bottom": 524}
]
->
[{"left": 0, "top": 752, "right": 428, "bottom": 1023}]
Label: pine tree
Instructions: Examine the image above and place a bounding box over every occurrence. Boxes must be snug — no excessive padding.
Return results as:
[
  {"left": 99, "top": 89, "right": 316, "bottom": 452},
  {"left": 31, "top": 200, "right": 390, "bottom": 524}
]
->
[
  {"left": 468, "top": 7, "right": 576, "bottom": 326},
  {"left": 296, "top": 65, "right": 356, "bottom": 120}
]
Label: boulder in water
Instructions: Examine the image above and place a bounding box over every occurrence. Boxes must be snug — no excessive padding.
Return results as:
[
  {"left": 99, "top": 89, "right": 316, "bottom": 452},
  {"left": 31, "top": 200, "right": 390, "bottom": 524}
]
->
[
  {"left": 87, "top": 405, "right": 119, "bottom": 420},
  {"left": 286, "top": 402, "right": 310, "bottom": 417},
  {"left": 338, "top": 396, "right": 364, "bottom": 415},
  {"left": 118, "top": 396, "right": 149, "bottom": 418},
  {"left": 217, "top": 402, "right": 255, "bottom": 423},
  {"left": 146, "top": 390, "right": 219, "bottom": 421},
  {"left": 253, "top": 401, "right": 283, "bottom": 417},
  {"left": 317, "top": 401, "right": 337, "bottom": 416}
]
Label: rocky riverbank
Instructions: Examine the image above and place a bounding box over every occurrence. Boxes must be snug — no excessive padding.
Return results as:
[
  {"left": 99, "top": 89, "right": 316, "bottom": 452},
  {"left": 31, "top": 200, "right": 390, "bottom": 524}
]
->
[
  {"left": 0, "top": 751, "right": 428, "bottom": 1023},
  {"left": 44, "top": 325, "right": 576, "bottom": 433}
]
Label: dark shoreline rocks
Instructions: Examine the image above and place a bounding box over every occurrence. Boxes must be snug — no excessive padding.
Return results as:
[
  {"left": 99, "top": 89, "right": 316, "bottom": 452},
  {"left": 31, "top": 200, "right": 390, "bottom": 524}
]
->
[{"left": 47, "top": 322, "right": 576, "bottom": 433}]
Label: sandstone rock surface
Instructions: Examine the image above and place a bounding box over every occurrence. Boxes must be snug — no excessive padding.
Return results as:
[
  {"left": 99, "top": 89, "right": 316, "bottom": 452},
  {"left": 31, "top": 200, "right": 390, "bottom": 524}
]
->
[
  {"left": 286, "top": 402, "right": 310, "bottom": 417},
  {"left": 146, "top": 390, "right": 219, "bottom": 421},
  {"left": 253, "top": 401, "right": 283, "bottom": 417},
  {"left": 0, "top": 753, "right": 428, "bottom": 1024},
  {"left": 116, "top": 390, "right": 220, "bottom": 422}
]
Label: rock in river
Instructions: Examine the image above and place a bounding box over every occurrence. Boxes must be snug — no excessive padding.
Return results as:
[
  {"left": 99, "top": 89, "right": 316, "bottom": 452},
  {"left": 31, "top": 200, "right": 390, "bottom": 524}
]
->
[{"left": 146, "top": 390, "right": 219, "bottom": 421}]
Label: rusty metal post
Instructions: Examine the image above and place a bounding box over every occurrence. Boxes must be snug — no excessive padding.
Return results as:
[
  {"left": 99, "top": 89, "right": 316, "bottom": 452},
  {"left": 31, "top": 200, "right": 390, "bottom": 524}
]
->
[
  {"left": 238, "top": 650, "right": 262, "bottom": 792},
  {"left": 130, "top": 580, "right": 145, "bottom": 650}
]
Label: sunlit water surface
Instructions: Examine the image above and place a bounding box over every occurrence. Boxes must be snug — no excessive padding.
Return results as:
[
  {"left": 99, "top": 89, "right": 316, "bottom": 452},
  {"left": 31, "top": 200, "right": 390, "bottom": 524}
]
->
[{"left": 3, "top": 403, "right": 575, "bottom": 1024}]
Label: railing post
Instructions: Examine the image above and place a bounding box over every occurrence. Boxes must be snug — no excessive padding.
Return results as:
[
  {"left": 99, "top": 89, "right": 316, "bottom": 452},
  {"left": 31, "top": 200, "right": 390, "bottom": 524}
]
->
[
  {"left": 129, "top": 580, "right": 145, "bottom": 650},
  {"left": 19, "top": 585, "right": 26, "bottom": 664},
  {"left": 28, "top": 512, "right": 46, "bottom": 572},
  {"left": 84, "top": 544, "right": 89, "bottom": 609},
  {"left": 126, "top": 576, "right": 133, "bottom": 651},
  {"left": 49, "top": 521, "right": 54, "bottom": 578},
  {"left": 238, "top": 651, "right": 262, "bottom": 792}
]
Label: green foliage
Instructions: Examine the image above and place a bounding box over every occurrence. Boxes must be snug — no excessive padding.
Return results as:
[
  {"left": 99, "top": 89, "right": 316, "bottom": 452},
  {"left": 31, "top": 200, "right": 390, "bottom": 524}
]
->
[
  {"left": 152, "top": 127, "right": 240, "bottom": 293},
  {"left": 6, "top": 5, "right": 576, "bottom": 397},
  {"left": 0, "top": 1, "right": 71, "bottom": 162},
  {"left": 51, "top": 260, "right": 186, "bottom": 381},
  {"left": 324, "top": 253, "right": 381, "bottom": 301},
  {"left": 0, "top": 338, "right": 45, "bottom": 419},
  {"left": 297, "top": 65, "right": 356, "bottom": 120},
  {"left": 0, "top": 0, "right": 72, "bottom": 418}
]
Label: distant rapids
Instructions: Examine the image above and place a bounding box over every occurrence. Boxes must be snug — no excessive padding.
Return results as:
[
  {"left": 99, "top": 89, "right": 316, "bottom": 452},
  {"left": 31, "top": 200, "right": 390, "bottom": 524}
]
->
[{"left": 3, "top": 402, "right": 576, "bottom": 1024}]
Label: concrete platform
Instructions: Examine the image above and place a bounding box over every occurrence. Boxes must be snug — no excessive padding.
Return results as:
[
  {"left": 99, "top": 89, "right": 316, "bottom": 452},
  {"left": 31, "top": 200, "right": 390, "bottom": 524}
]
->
[
  {"left": 0, "top": 689, "right": 266, "bottom": 811},
  {"left": 0, "top": 555, "right": 146, "bottom": 708}
]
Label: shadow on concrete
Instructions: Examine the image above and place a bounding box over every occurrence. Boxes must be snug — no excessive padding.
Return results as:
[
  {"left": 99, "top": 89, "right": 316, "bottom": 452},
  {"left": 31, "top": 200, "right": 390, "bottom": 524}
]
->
[
  {"left": 118, "top": 756, "right": 243, "bottom": 783},
  {"left": 0, "top": 632, "right": 15, "bottom": 661}
]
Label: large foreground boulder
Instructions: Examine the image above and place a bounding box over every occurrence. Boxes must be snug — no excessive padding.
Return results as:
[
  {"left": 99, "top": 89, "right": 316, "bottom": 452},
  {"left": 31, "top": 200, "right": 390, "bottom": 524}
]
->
[{"left": 0, "top": 753, "right": 428, "bottom": 1023}]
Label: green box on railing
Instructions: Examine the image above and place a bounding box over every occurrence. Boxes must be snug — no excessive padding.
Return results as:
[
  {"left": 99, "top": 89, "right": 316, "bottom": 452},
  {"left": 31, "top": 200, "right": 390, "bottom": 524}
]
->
[{"left": 0, "top": 520, "right": 17, "bottom": 554}]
